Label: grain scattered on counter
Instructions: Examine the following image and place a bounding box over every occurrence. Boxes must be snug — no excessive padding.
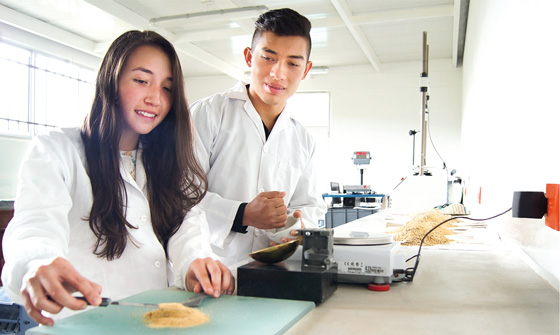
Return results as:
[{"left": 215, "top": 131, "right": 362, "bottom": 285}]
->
[
  {"left": 389, "top": 209, "right": 460, "bottom": 246},
  {"left": 144, "top": 302, "right": 209, "bottom": 328}
]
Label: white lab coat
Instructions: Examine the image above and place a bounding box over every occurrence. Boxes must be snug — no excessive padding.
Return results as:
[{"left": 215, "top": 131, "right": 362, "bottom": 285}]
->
[
  {"left": 191, "top": 81, "right": 327, "bottom": 265},
  {"left": 1, "top": 128, "right": 214, "bottom": 318}
]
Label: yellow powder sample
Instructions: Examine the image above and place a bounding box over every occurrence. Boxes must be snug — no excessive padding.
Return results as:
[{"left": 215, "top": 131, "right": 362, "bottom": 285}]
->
[
  {"left": 390, "top": 209, "right": 460, "bottom": 246},
  {"left": 144, "top": 302, "right": 209, "bottom": 328}
]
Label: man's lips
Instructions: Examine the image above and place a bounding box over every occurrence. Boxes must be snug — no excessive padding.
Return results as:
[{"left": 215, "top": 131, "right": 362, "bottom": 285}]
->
[{"left": 266, "top": 83, "right": 285, "bottom": 94}]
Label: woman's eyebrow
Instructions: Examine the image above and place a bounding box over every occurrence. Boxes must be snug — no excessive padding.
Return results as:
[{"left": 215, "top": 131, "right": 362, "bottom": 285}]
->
[
  {"left": 132, "top": 67, "right": 153, "bottom": 74},
  {"left": 132, "top": 67, "right": 173, "bottom": 81}
]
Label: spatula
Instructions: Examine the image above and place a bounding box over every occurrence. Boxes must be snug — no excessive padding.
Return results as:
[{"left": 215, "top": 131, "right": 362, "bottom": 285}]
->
[
  {"left": 181, "top": 292, "right": 207, "bottom": 307},
  {"left": 74, "top": 292, "right": 207, "bottom": 308},
  {"left": 74, "top": 296, "right": 159, "bottom": 308}
]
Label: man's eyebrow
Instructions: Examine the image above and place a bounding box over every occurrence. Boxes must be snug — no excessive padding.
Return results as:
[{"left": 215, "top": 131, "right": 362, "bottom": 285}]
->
[
  {"left": 132, "top": 67, "right": 173, "bottom": 81},
  {"left": 262, "top": 47, "right": 305, "bottom": 61}
]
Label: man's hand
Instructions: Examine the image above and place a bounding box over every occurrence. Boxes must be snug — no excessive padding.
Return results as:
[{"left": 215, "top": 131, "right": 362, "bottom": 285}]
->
[
  {"left": 269, "top": 210, "right": 305, "bottom": 246},
  {"left": 185, "top": 258, "right": 235, "bottom": 298},
  {"left": 243, "top": 191, "right": 288, "bottom": 230},
  {"left": 20, "top": 257, "right": 102, "bottom": 326}
]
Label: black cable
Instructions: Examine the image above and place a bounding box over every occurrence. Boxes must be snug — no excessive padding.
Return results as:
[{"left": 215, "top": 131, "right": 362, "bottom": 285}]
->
[{"left": 396, "top": 207, "right": 513, "bottom": 282}]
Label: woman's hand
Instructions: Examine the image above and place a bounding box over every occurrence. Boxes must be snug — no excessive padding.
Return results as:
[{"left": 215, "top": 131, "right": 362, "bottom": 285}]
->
[
  {"left": 185, "top": 258, "right": 235, "bottom": 298},
  {"left": 20, "top": 257, "right": 102, "bottom": 326}
]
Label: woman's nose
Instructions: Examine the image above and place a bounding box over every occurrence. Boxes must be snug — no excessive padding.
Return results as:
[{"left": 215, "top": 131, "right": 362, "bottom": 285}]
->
[{"left": 145, "top": 86, "right": 160, "bottom": 106}]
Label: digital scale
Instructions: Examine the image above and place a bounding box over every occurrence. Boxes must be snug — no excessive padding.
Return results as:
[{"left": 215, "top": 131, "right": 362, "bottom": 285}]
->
[
  {"left": 331, "top": 231, "right": 406, "bottom": 288},
  {"left": 288, "top": 230, "right": 406, "bottom": 288},
  {"left": 237, "top": 229, "right": 407, "bottom": 304}
]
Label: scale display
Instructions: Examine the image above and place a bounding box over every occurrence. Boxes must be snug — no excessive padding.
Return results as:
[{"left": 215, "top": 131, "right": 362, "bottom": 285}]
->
[{"left": 352, "top": 151, "right": 371, "bottom": 165}]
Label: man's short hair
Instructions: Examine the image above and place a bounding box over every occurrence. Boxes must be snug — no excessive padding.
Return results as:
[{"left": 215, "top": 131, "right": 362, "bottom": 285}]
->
[{"left": 251, "top": 8, "right": 312, "bottom": 60}]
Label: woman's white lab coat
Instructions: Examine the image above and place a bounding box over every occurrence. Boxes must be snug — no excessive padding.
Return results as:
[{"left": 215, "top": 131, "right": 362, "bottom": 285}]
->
[
  {"left": 191, "top": 81, "right": 327, "bottom": 265},
  {"left": 1, "top": 128, "right": 214, "bottom": 316}
]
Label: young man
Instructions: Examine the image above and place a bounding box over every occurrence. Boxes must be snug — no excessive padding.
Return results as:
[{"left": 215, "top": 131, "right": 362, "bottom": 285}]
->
[{"left": 191, "top": 8, "right": 327, "bottom": 265}]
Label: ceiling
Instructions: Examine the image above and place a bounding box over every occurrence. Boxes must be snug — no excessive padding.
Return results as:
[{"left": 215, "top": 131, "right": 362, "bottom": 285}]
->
[{"left": 0, "top": 0, "right": 469, "bottom": 79}]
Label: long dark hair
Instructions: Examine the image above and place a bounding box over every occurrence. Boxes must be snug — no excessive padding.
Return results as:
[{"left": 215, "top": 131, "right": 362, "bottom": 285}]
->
[{"left": 81, "top": 30, "right": 207, "bottom": 260}]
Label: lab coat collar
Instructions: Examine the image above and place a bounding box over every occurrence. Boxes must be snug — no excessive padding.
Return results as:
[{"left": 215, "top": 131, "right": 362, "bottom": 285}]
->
[
  {"left": 229, "top": 81, "right": 293, "bottom": 141},
  {"left": 224, "top": 81, "right": 250, "bottom": 100}
]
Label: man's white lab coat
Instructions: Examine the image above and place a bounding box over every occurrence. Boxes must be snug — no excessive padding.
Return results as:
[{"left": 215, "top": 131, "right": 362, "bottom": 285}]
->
[
  {"left": 1, "top": 128, "right": 214, "bottom": 315},
  {"left": 191, "top": 81, "right": 327, "bottom": 265}
]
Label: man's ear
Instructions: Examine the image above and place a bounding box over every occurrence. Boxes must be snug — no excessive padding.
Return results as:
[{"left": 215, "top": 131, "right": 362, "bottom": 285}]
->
[
  {"left": 302, "top": 61, "right": 313, "bottom": 80},
  {"left": 243, "top": 47, "right": 253, "bottom": 67}
]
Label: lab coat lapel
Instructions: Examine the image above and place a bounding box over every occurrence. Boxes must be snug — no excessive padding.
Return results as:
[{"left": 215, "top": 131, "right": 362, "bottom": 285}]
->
[
  {"left": 120, "top": 150, "right": 148, "bottom": 201},
  {"left": 269, "top": 106, "right": 290, "bottom": 137},
  {"left": 135, "top": 150, "right": 148, "bottom": 198},
  {"left": 243, "top": 99, "right": 267, "bottom": 143}
]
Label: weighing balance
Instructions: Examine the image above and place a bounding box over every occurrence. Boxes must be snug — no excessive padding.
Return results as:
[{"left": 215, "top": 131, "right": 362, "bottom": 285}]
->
[
  {"left": 330, "top": 231, "right": 406, "bottom": 289},
  {"left": 289, "top": 230, "right": 407, "bottom": 289},
  {"left": 237, "top": 229, "right": 407, "bottom": 304}
]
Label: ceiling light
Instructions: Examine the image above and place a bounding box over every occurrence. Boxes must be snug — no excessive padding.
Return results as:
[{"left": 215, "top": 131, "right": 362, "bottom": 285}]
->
[
  {"left": 243, "top": 66, "right": 330, "bottom": 79},
  {"left": 309, "top": 66, "right": 329, "bottom": 75},
  {"left": 150, "top": 6, "right": 268, "bottom": 24}
]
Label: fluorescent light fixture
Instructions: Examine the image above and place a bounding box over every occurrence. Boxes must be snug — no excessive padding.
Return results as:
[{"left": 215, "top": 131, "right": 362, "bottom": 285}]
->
[
  {"left": 150, "top": 6, "right": 268, "bottom": 24},
  {"left": 309, "top": 66, "right": 329, "bottom": 75},
  {"left": 243, "top": 66, "right": 329, "bottom": 79}
]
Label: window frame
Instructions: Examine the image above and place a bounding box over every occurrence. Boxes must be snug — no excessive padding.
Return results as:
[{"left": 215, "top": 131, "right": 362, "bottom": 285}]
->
[{"left": 0, "top": 40, "right": 95, "bottom": 138}]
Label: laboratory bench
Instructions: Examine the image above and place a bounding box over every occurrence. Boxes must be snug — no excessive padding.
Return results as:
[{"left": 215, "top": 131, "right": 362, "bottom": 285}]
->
[
  {"left": 4, "top": 203, "right": 559, "bottom": 334},
  {"left": 16, "top": 247, "right": 559, "bottom": 335},
  {"left": 285, "top": 247, "right": 559, "bottom": 335}
]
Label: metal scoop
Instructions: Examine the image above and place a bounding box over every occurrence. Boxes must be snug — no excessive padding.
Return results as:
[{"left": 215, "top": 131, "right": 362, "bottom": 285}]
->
[{"left": 249, "top": 239, "right": 300, "bottom": 264}]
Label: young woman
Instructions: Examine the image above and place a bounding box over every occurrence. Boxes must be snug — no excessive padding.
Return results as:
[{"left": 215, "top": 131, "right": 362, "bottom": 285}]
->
[{"left": 1, "top": 30, "right": 234, "bottom": 326}]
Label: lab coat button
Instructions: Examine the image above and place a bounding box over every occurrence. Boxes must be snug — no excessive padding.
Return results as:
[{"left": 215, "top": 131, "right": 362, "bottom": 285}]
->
[
  {"left": 154, "top": 261, "right": 161, "bottom": 268},
  {"left": 254, "top": 229, "right": 260, "bottom": 237},
  {"left": 141, "top": 215, "right": 148, "bottom": 221},
  {"left": 259, "top": 188, "right": 264, "bottom": 193},
  {"left": 263, "top": 146, "right": 268, "bottom": 153}
]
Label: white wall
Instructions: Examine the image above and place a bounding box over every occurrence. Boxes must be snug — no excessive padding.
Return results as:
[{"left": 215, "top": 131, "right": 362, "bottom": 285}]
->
[
  {"left": 186, "top": 60, "right": 464, "bottom": 197},
  {"left": 461, "top": 0, "right": 560, "bottom": 287}
]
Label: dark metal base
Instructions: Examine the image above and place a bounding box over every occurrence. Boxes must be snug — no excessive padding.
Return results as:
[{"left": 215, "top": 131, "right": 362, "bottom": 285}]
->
[{"left": 237, "top": 260, "right": 337, "bottom": 304}]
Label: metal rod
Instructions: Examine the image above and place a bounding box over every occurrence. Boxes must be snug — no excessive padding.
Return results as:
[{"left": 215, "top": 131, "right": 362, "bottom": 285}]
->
[
  {"left": 360, "top": 169, "right": 364, "bottom": 185},
  {"left": 420, "top": 31, "right": 429, "bottom": 176}
]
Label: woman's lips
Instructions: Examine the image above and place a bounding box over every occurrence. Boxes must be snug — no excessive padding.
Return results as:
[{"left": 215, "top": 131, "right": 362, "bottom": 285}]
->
[{"left": 136, "top": 110, "right": 156, "bottom": 119}]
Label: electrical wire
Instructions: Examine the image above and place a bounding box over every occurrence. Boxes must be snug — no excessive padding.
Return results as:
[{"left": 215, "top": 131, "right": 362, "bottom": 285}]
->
[
  {"left": 425, "top": 100, "right": 448, "bottom": 175},
  {"left": 394, "top": 207, "right": 513, "bottom": 282}
]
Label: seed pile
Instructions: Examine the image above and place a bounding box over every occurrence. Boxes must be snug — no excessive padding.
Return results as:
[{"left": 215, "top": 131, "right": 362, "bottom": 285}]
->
[
  {"left": 390, "top": 209, "right": 460, "bottom": 246},
  {"left": 144, "top": 302, "right": 209, "bottom": 328}
]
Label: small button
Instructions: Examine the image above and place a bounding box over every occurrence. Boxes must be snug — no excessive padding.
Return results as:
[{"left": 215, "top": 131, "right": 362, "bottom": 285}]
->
[
  {"left": 263, "top": 146, "right": 268, "bottom": 153},
  {"left": 254, "top": 229, "right": 260, "bottom": 237},
  {"left": 154, "top": 261, "right": 161, "bottom": 268},
  {"left": 259, "top": 188, "right": 265, "bottom": 193},
  {"left": 141, "top": 215, "right": 148, "bottom": 221}
]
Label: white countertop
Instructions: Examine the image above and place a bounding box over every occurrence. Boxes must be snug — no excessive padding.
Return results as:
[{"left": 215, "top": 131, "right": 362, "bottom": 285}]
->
[{"left": 285, "top": 247, "right": 559, "bottom": 335}]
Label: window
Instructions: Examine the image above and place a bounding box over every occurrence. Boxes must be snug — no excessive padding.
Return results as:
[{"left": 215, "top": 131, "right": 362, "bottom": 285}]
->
[
  {"left": 288, "top": 92, "right": 330, "bottom": 194},
  {"left": 288, "top": 92, "right": 329, "bottom": 128},
  {"left": 0, "top": 41, "right": 95, "bottom": 137}
]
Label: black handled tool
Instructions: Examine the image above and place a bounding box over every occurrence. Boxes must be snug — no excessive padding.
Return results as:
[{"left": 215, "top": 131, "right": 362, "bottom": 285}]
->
[{"left": 74, "top": 296, "right": 159, "bottom": 308}]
